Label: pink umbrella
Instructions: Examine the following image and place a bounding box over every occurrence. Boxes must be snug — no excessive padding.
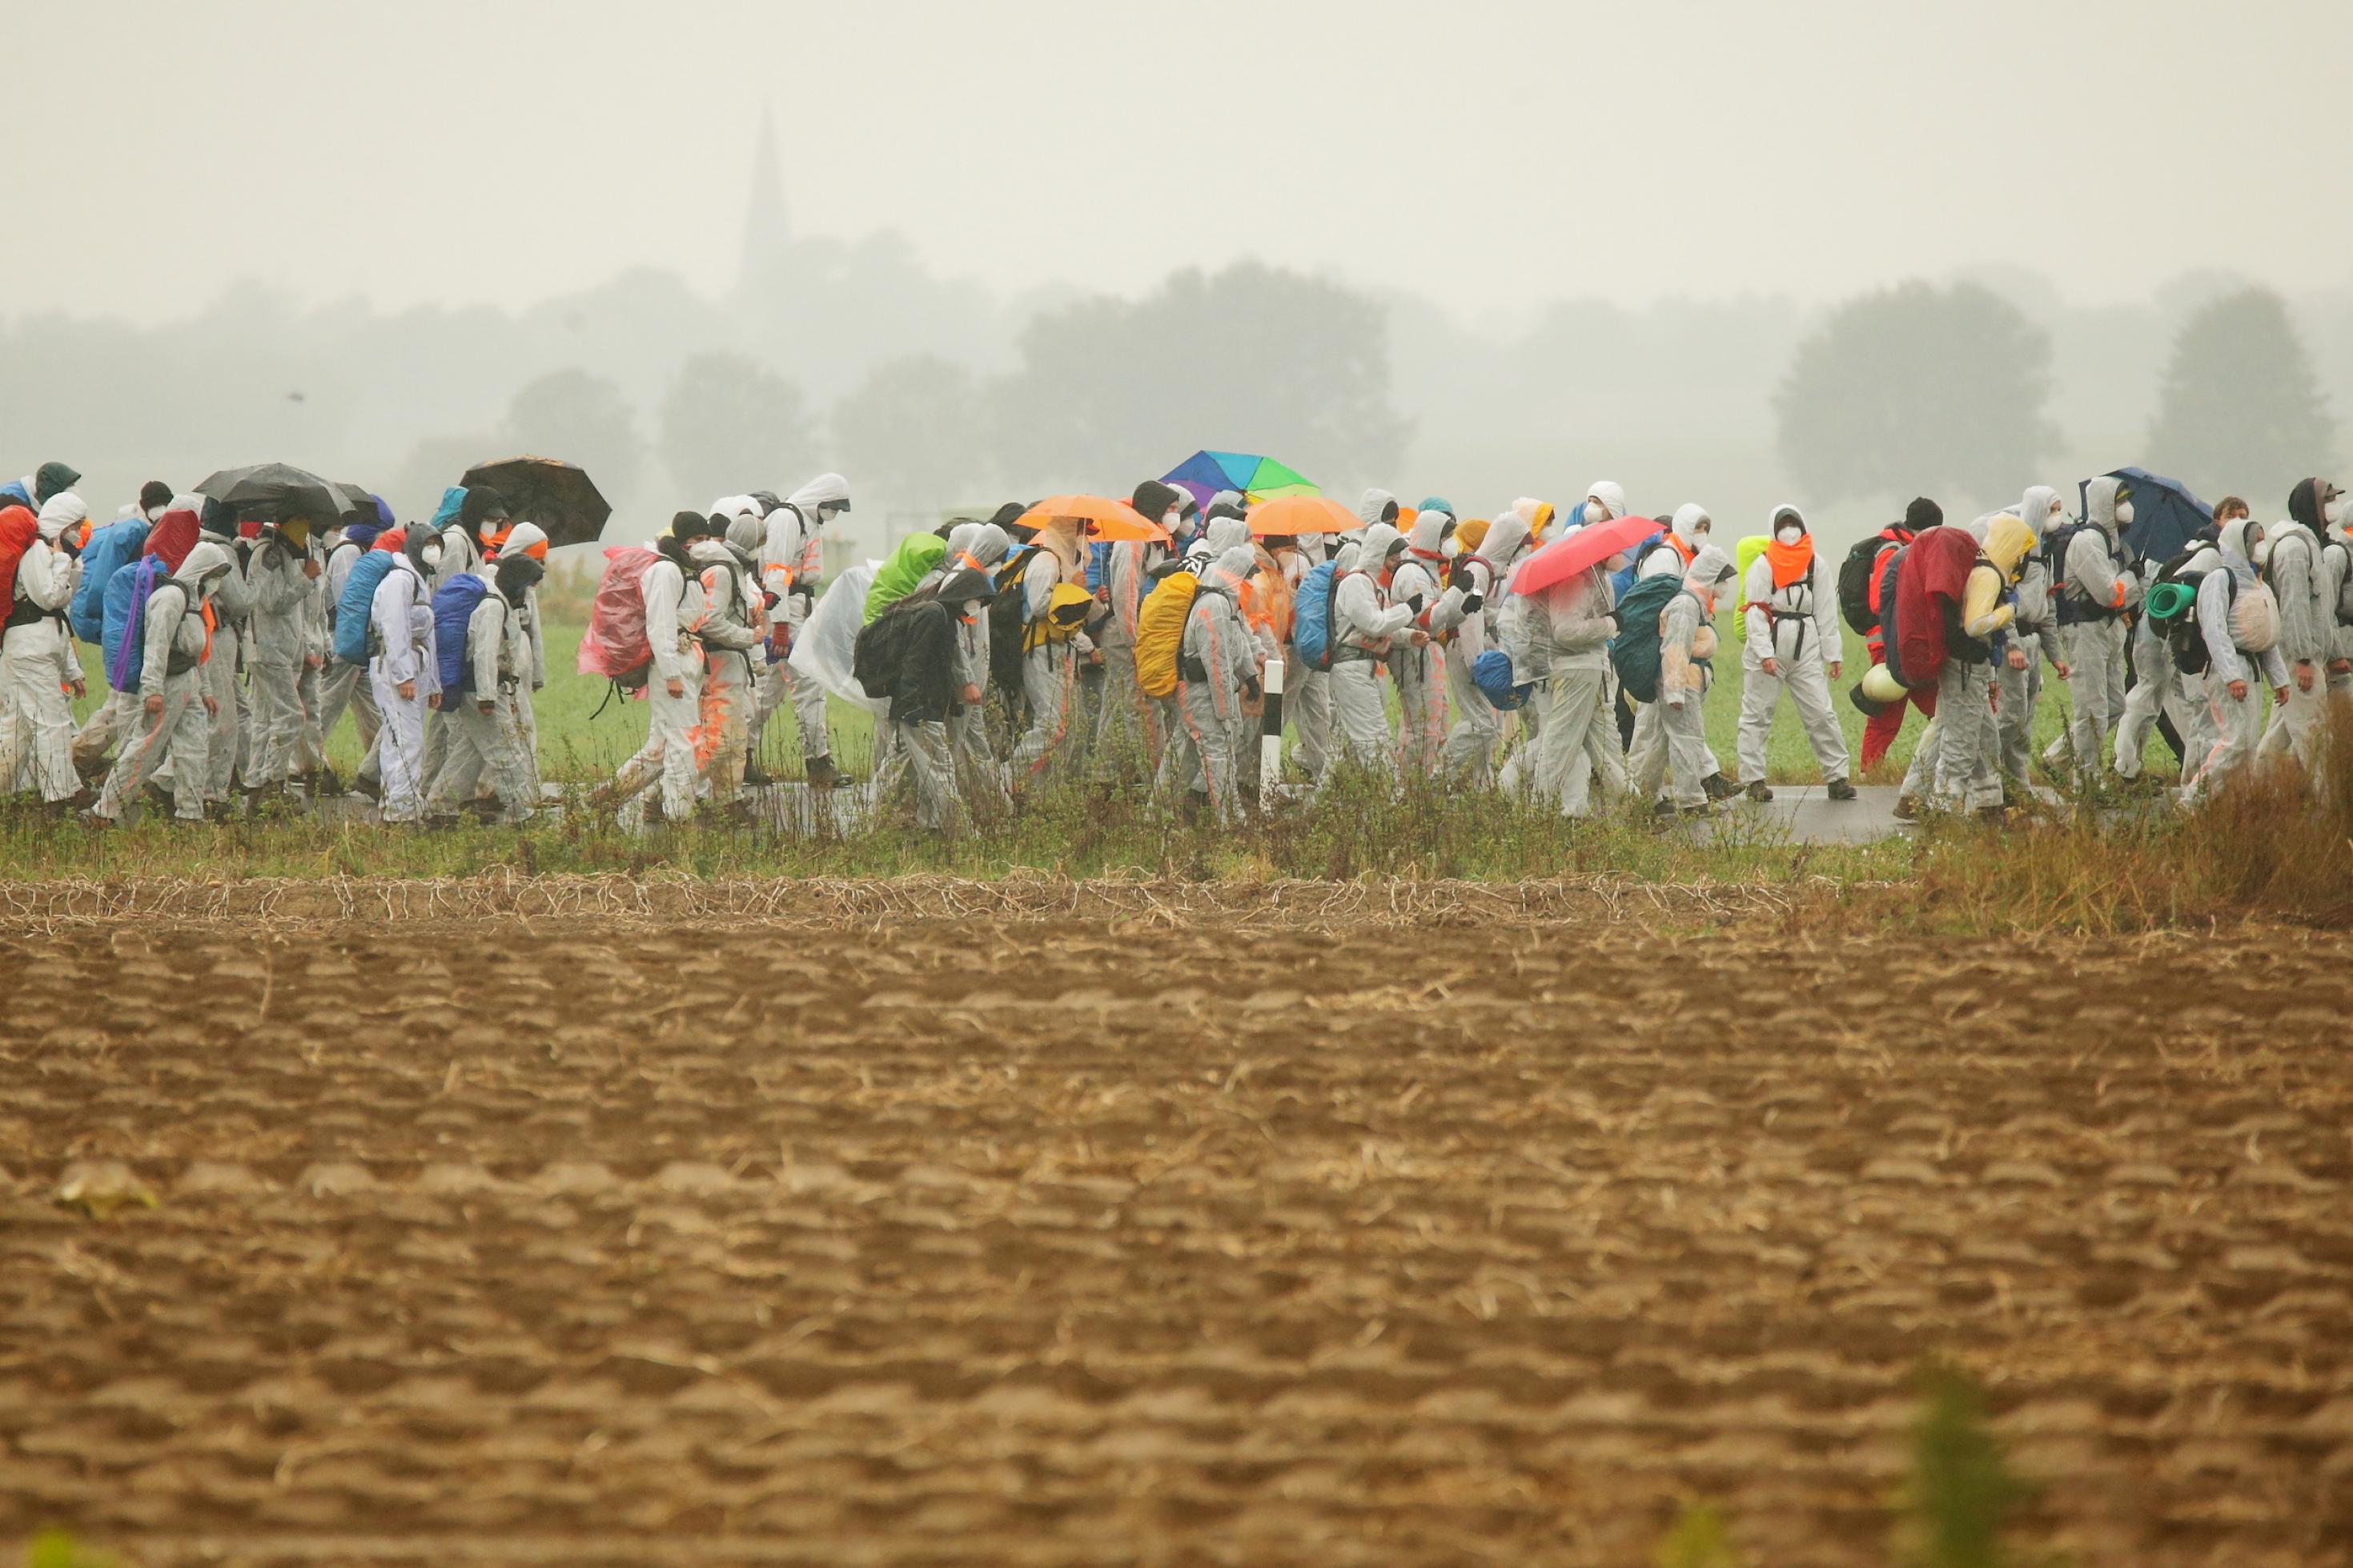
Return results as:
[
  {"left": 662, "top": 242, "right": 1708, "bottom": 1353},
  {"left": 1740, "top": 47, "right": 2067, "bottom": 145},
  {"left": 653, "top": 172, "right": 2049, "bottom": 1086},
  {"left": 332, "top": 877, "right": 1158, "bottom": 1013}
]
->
[{"left": 1512, "top": 514, "right": 1663, "bottom": 596}]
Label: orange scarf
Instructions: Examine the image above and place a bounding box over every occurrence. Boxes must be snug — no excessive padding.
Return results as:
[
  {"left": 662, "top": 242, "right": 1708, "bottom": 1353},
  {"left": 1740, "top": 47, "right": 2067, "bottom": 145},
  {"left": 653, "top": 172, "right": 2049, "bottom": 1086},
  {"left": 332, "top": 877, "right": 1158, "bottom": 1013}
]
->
[{"left": 1763, "top": 534, "right": 1813, "bottom": 590}]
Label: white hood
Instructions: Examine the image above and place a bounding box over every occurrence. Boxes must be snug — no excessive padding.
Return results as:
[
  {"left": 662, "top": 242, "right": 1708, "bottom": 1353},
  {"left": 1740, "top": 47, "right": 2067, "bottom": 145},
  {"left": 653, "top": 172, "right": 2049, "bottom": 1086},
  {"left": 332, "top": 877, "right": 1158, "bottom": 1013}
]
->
[{"left": 787, "top": 473, "right": 851, "bottom": 513}]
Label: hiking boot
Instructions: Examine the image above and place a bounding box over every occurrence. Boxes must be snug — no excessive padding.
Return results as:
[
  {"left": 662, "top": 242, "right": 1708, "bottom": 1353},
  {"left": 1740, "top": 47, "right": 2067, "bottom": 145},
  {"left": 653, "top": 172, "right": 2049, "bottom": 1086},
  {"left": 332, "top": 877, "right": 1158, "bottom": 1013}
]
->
[
  {"left": 1652, "top": 797, "right": 1679, "bottom": 817},
  {"left": 1744, "top": 780, "right": 1773, "bottom": 803},
  {"left": 1701, "top": 772, "right": 1737, "bottom": 801},
  {"left": 804, "top": 755, "right": 840, "bottom": 790},
  {"left": 1976, "top": 804, "right": 2007, "bottom": 827},
  {"left": 351, "top": 772, "right": 382, "bottom": 802},
  {"left": 1825, "top": 779, "right": 1858, "bottom": 801},
  {"left": 742, "top": 757, "right": 773, "bottom": 787},
  {"left": 315, "top": 768, "right": 345, "bottom": 798},
  {"left": 1892, "top": 793, "right": 1921, "bottom": 822}
]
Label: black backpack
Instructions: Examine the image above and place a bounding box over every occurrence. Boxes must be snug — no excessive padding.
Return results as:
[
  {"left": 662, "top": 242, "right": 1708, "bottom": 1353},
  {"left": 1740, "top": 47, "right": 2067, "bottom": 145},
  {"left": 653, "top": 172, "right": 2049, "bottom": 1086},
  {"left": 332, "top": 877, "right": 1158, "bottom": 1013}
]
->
[
  {"left": 1837, "top": 533, "right": 1892, "bottom": 634},
  {"left": 853, "top": 592, "right": 942, "bottom": 701},
  {"left": 986, "top": 543, "right": 1046, "bottom": 696}
]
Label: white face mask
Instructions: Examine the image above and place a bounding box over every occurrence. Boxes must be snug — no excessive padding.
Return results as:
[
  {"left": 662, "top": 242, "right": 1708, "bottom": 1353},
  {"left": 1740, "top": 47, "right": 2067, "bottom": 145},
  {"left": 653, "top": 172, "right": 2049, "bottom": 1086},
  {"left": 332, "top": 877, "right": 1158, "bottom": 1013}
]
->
[
  {"left": 144, "top": 504, "right": 167, "bottom": 523},
  {"left": 420, "top": 541, "right": 444, "bottom": 570},
  {"left": 2113, "top": 499, "right": 2134, "bottom": 527},
  {"left": 2048, "top": 504, "right": 2066, "bottom": 529},
  {"left": 1585, "top": 502, "right": 1611, "bottom": 524},
  {"left": 2327, "top": 497, "right": 2344, "bottom": 527},
  {"left": 1776, "top": 526, "right": 1803, "bottom": 545}
]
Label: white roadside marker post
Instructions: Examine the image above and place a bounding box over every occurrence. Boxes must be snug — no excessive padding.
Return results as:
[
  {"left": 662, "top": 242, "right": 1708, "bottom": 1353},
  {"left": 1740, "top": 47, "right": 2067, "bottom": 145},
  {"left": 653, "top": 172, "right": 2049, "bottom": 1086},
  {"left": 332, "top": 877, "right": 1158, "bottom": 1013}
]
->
[{"left": 1259, "top": 655, "right": 1286, "bottom": 810}]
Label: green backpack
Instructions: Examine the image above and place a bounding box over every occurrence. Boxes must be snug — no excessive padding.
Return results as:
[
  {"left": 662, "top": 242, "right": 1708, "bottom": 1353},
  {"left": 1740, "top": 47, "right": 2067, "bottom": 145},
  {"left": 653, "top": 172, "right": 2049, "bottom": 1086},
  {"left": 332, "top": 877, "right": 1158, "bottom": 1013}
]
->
[{"left": 1608, "top": 573, "right": 1687, "bottom": 704}]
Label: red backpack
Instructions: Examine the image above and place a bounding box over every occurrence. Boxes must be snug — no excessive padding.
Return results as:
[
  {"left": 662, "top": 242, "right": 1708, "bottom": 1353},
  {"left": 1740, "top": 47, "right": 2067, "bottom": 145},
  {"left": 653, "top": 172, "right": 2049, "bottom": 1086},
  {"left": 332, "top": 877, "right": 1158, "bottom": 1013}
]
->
[
  {"left": 0, "top": 507, "right": 36, "bottom": 614},
  {"left": 577, "top": 546, "right": 665, "bottom": 688}
]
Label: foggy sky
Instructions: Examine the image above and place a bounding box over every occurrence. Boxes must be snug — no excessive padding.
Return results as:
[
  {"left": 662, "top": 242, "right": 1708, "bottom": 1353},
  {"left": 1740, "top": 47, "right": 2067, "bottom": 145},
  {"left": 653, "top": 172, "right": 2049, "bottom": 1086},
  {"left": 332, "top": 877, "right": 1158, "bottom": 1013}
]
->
[{"left": 6, "top": 0, "right": 2350, "bottom": 326}]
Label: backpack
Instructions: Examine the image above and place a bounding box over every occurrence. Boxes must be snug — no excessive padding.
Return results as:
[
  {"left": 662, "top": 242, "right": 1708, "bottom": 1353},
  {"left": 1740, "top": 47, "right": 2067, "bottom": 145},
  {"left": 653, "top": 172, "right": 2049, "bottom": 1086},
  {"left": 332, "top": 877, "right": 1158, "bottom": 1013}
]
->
[
  {"left": 1134, "top": 569, "right": 1199, "bottom": 700},
  {"left": 1837, "top": 532, "right": 1892, "bottom": 635},
  {"left": 323, "top": 539, "right": 363, "bottom": 631},
  {"left": 70, "top": 518, "right": 149, "bottom": 642},
  {"left": 1293, "top": 560, "right": 1347, "bottom": 671},
  {"left": 1470, "top": 648, "right": 1533, "bottom": 711},
  {"left": 1876, "top": 546, "right": 1914, "bottom": 687},
  {"left": 1606, "top": 573, "right": 1687, "bottom": 704},
  {"left": 853, "top": 595, "right": 931, "bottom": 701},
  {"left": 2048, "top": 521, "right": 2125, "bottom": 624},
  {"left": 432, "top": 574, "right": 493, "bottom": 697},
  {"left": 986, "top": 543, "right": 1046, "bottom": 696},
  {"left": 333, "top": 550, "right": 399, "bottom": 666},
  {"left": 102, "top": 555, "right": 171, "bottom": 692},
  {"left": 1024, "top": 582, "right": 1094, "bottom": 652},
  {"left": 576, "top": 545, "right": 665, "bottom": 687},
  {"left": 2323, "top": 535, "right": 2353, "bottom": 626}
]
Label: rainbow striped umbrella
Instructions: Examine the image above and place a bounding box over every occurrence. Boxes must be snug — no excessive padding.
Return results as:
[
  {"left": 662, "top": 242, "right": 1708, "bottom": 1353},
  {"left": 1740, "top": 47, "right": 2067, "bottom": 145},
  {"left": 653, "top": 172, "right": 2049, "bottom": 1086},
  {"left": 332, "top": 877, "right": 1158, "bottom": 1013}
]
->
[{"left": 1162, "top": 451, "right": 1319, "bottom": 513}]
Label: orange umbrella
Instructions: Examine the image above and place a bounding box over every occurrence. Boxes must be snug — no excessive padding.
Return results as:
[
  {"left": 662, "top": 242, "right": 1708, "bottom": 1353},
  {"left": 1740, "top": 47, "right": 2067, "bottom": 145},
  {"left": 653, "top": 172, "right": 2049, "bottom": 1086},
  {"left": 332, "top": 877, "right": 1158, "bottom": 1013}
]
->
[
  {"left": 1018, "top": 494, "right": 1167, "bottom": 543},
  {"left": 1246, "top": 495, "right": 1359, "bottom": 536}
]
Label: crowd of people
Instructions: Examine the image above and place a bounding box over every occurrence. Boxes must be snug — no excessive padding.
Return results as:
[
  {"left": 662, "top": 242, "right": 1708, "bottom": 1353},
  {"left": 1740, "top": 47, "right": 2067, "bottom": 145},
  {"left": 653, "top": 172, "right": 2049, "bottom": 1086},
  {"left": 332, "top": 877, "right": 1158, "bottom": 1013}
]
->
[{"left": 2, "top": 459, "right": 2346, "bottom": 833}]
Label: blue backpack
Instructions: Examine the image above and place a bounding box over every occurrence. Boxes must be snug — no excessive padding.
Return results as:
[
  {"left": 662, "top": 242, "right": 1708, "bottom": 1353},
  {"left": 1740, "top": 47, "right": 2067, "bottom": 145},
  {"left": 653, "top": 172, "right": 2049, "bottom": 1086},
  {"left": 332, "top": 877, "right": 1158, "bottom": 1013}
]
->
[
  {"left": 333, "top": 551, "right": 398, "bottom": 666},
  {"left": 102, "top": 555, "right": 171, "bottom": 692},
  {"left": 1293, "top": 560, "right": 1346, "bottom": 671},
  {"left": 70, "top": 519, "right": 149, "bottom": 642},
  {"left": 1606, "top": 573, "right": 1686, "bottom": 704},
  {"left": 432, "top": 574, "right": 492, "bottom": 696},
  {"left": 1470, "top": 648, "right": 1534, "bottom": 711}
]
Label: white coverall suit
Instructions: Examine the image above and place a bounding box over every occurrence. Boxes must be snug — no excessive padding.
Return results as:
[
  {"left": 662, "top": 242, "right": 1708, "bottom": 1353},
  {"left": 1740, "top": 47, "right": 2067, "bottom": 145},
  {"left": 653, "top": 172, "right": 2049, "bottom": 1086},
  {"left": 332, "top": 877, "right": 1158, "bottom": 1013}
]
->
[
  {"left": 367, "top": 550, "right": 439, "bottom": 824},
  {"left": 1158, "top": 550, "right": 1260, "bottom": 820},
  {"left": 607, "top": 547, "right": 709, "bottom": 821},
  {"left": 241, "top": 527, "right": 315, "bottom": 792},
  {"left": 1737, "top": 507, "right": 1850, "bottom": 789},
  {"left": 689, "top": 539, "right": 763, "bottom": 809},
  {"left": 1431, "top": 514, "right": 1533, "bottom": 784},
  {"left": 1010, "top": 527, "right": 1088, "bottom": 781},
  {"left": 425, "top": 583, "right": 536, "bottom": 824},
  {"left": 1629, "top": 547, "right": 1733, "bottom": 811},
  {"left": 2255, "top": 502, "right": 2333, "bottom": 771},
  {"left": 0, "top": 519, "right": 84, "bottom": 802},
  {"left": 316, "top": 535, "right": 383, "bottom": 778},
  {"left": 1529, "top": 567, "right": 1626, "bottom": 817},
  {"left": 1092, "top": 535, "right": 1166, "bottom": 785},
  {"left": 199, "top": 533, "right": 256, "bottom": 803},
  {"left": 1325, "top": 522, "right": 1414, "bottom": 778},
  {"left": 94, "top": 543, "right": 233, "bottom": 822},
  {"left": 1387, "top": 511, "right": 1450, "bottom": 776},
  {"left": 1986, "top": 491, "right": 2067, "bottom": 784},
  {"left": 2186, "top": 520, "right": 2291, "bottom": 804},
  {"left": 753, "top": 477, "right": 848, "bottom": 775},
  {"left": 2046, "top": 476, "right": 2138, "bottom": 778}
]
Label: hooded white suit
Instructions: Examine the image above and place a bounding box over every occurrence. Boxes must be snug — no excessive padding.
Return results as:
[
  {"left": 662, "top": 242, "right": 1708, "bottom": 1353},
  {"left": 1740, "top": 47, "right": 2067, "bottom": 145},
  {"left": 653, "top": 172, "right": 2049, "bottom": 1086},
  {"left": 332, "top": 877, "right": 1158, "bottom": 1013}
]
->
[
  {"left": 1325, "top": 518, "right": 1414, "bottom": 776},
  {"left": 2046, "top": 475, "right": 2138, "bottom": 777},
  {"left": 94, "top": 541, "right": 231, "bottom": 822},
  {"left": 1429, "top": 511, "right": 1532, "bottom": 783},
  {"left": 1735, "top": 504, "right": 1850, "bottom": 790},
  {"left": 751, "top": 473, "right": 849, "bottom": 776},
  {"left": 1, "top": 497, "right": 86, "bottom": 801},
  {"left": 1386, "top": 509, "right": 1450, "bottom": 775},
  {"left": 2186, "top": 519, "right": 2290, "bottom": 804},
  {"left": 1630, "top": 546, "right": 1733, "bottom": 811}
]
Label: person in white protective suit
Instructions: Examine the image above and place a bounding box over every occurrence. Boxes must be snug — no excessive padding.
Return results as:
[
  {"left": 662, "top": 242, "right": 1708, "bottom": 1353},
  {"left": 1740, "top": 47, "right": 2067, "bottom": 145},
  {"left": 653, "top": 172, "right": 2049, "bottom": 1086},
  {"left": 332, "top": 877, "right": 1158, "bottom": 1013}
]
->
[
  {"left": 367, "top": 527, "right": 443, "bottom": 824},
  {"left": 1154, "top": 545, "right": 1263, "bottom": 821},
  {"left": 1094, "top": 480, "right": 1185, "bottom": 786},
  {"left": 424, "top": 552, "right": 543, "bottom": 825},
  {"left": 1526, "top": 543, "right": 1628, "bottom": 818},
  {"left": 2116, "top": 498, "right": 2232, "bottom": 787},
  {"left": 239, "top": 511, "right": 320, "bottom": 801},
  {"left": 70, "top": 484, "right": 182, "bottom": 781},
  {"left": 1492, "top": 501, "right": 1564, "bottom": 795},
  {"left": 1980, "top": 487, "right": 2071, "bottom": 786},
  {"left": 751, "top": 474, "right": 850, "bottom": 787},
  {"left": 1325, "top": 519, "right": 1421, "bottom": 777},
  {"left": 1431, "top": 512, "right": 1532, "bottom": 784},
  {"left": 2255, "top": 478, "right": 2341, "bottom": 771},
  {"left": 1735, "top": 504, "right": 1854, "bottom": 801},
  {"left": 1274, "top": 509, "right": 1335, "bottom": 781},
  {"left": 90, "top": 540, "right": 234, "bottom": 824},
  {"left": 1008, "top": 511, "right": 1091, "bottom": 784},
  {"left": 1387, "top": 507, "right": 1451, "bottom": 776},
  {"left": 1, "top": 495, "right": 87, "bottom": 804},
  {"left": 2043, "top": 475, "right": 2139, "bottom": 780},
  {"left": 2184, "top": 515, "right": 2292, "bottom": 805},
  {"left": 915, "top": 519, "right": 1014, "bottom": 803},
  {"left": 2326, "top": 500, "right": 2353, "bottom": 711},
  {"left": 1631, "top": 545, "right": 1737, "bottom": 816},
  {"left": 599, "top": 513, "right": 720, "bottom": 822},
  {"left": 195, "top": 507, "right": 256, "bottom": 811},
  {"left": 1633, "top": 503, "right": 1733, "bottom": 796},
  {"left": 1925, "top": 513, "right": 2035, "bottom": 819},
  {"left": 1576, "top": 480, "right": 1628, "bottom": 535},
  {"left": 314, "top": 502, "right": 387, "bottom": 795},
  {"left": 684, "top": 524, "right": 763, "bottom": 812}
]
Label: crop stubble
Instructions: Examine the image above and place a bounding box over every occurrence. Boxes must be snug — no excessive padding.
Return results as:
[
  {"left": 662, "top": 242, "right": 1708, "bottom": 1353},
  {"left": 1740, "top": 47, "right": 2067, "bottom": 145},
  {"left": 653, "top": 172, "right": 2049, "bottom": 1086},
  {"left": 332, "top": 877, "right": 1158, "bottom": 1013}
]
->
[{"left": 2, "top": 904, "right": 2350, "bottom": 1566}]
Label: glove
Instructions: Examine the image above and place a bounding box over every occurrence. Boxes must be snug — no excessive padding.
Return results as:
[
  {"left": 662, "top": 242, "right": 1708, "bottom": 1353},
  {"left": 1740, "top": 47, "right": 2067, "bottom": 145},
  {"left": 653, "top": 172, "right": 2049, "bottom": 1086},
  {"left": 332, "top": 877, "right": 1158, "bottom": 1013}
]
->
[
  {"left": 1461, "top": 593, "right": 1484, "bottom": 616},
  {"left": 1241, "top": 676, "right": 1262, "bottom": 702},
  {"left": 1406, "top": 594, "right": 1425, "bottom": 616}
]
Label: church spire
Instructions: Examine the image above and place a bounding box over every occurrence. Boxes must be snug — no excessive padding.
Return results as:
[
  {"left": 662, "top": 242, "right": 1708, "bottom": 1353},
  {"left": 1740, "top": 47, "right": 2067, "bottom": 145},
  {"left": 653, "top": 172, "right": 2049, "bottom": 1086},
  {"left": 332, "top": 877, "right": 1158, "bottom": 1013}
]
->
[{"left": 739, "top": 105, "right": 790, "bottom": 283}]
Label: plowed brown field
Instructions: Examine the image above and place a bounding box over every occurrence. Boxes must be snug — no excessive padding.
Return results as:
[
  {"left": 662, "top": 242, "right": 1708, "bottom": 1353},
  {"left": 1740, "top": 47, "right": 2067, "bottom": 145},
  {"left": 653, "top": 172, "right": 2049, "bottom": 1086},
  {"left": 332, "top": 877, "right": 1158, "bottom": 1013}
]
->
[{"left": 4, "top": 908, "right": 2351, "bottom": 1566}]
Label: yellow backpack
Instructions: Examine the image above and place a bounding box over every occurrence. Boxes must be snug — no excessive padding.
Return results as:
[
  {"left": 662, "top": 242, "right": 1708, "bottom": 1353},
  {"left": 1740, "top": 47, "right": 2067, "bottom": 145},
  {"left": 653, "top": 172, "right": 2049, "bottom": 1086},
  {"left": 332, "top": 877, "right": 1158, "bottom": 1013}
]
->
[
  {"left": 1134, "top": 571, "right": 1199, "bottom": 699},
  {"left": 1024, "top": 581, "right": 1095, "bottom": 652}
]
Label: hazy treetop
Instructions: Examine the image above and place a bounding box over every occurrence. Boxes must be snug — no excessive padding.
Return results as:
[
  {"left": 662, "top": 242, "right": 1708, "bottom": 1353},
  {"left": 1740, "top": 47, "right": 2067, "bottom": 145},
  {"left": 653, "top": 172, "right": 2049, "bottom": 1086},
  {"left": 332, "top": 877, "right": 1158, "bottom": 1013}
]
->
[{"left": 9, "top": 0, "right": 2350, "bottom": 325}]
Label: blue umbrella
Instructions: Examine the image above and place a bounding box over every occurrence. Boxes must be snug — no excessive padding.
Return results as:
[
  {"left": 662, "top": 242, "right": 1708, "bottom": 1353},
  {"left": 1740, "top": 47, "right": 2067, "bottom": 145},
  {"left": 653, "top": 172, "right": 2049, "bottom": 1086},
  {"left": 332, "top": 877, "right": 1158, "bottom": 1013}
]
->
[{"left": 2081, "top": 467, "right": 2210, "bottom": 565}]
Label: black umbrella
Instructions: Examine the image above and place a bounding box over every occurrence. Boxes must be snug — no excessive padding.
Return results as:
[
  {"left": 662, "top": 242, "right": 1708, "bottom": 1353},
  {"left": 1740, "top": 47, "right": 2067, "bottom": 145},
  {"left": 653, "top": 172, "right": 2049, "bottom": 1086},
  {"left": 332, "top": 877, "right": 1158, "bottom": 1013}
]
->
[
  {"left": 195, "top": 462, "right": 345, "bottom": 526},
  {"left": 331, "top": 480, "right": 379, "bottom": 519},
  {"left": 460, "top": 455, "right": 611, "bottom": 547}
]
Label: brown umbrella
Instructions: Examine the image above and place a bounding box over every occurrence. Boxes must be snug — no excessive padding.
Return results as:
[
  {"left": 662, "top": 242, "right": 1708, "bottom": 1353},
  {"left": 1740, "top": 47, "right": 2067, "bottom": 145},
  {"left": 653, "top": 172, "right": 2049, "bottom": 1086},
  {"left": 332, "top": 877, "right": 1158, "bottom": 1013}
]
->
[{"left": 460, "top": 455, "right": 611, "bottom": 547}]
